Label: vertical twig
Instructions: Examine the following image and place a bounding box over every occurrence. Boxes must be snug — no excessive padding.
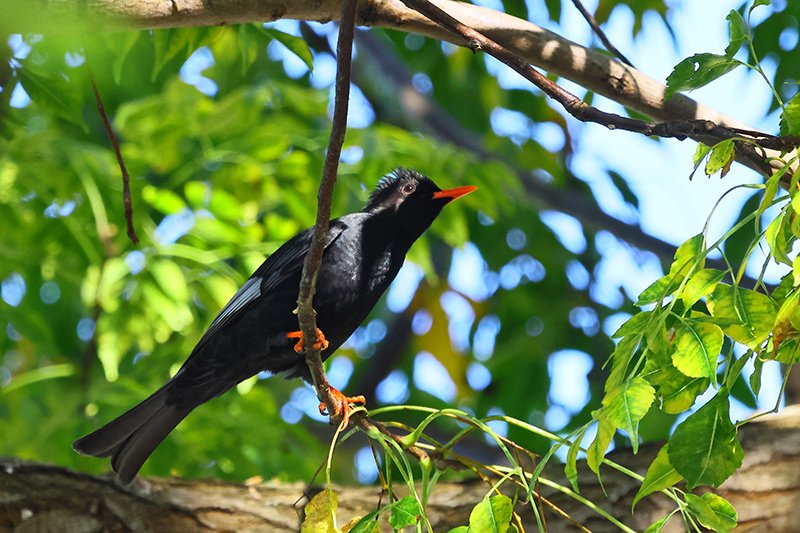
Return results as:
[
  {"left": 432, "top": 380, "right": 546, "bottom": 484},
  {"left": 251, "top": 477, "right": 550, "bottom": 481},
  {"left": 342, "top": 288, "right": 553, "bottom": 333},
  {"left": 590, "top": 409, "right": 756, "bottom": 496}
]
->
[
  {"left": 86, "top": 57, "right": 139, "bottom": 245},
  {"left": 296, "top": 0, "right": 358, "bottom": 416},
  {"left": 569, "top": 0, "right": 633, "bottom": 67}
]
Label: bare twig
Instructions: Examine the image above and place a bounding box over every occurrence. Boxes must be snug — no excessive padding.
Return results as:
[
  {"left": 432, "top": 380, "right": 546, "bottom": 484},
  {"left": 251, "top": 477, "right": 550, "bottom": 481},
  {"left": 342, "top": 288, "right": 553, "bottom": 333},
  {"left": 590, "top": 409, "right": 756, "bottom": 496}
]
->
[
  {"left": 296, "top": 0, "right": 357, "bottom": 418},
  {"left": 399, "top": 0, "right": 797, "bottom": 165},
  {"left": 570, "top": 0, "right": 633, "bottom": 67},
  {"left": 85, "top": 56, "right": 139, "bottom": 245},
  {"left": 295, "top": 0, "right": 435, "bottom": 465}
]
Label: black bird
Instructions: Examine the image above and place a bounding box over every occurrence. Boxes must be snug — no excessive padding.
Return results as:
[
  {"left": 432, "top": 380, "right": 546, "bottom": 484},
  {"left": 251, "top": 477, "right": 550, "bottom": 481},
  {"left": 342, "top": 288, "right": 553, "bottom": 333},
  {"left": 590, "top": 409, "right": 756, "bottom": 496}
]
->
[{"left": 73, "top": 168, "right": 476, "bottom": 483}]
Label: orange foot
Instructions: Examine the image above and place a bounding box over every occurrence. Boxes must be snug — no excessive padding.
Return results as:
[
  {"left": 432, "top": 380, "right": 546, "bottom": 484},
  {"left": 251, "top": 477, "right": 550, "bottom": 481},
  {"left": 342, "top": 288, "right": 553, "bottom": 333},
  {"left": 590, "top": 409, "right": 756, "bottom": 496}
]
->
[
  {"left": 319, "top": 386, "right": 366, "bottom": 427},
  {"left": 287, "top": 328, "right": 329, "bottom": 353}
]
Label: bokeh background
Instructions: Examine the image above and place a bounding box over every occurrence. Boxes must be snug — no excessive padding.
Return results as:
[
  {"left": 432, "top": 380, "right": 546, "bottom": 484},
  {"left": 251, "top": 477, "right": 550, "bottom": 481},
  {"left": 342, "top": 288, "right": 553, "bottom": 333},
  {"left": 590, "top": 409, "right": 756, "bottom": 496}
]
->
[{"left": 1, "top": 0, "right": 796, "bottom": 483}]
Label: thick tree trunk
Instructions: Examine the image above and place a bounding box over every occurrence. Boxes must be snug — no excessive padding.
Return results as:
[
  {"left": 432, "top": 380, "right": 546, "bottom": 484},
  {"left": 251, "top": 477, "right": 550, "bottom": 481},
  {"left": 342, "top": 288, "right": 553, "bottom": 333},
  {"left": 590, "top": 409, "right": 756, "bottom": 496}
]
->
[{"left": 2, "top": 406, "right": 798, "bottom": 532}]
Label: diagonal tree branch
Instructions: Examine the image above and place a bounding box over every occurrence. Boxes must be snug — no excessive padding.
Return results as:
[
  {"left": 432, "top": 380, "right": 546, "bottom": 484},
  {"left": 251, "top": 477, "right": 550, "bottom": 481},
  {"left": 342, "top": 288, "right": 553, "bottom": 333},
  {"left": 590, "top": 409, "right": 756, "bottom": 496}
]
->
[
  {"left": 24, "top": 0, "right": 798, "bottom": 181},
  {"left": 398, "top": 0, "right": 795, "bottom": 177}
]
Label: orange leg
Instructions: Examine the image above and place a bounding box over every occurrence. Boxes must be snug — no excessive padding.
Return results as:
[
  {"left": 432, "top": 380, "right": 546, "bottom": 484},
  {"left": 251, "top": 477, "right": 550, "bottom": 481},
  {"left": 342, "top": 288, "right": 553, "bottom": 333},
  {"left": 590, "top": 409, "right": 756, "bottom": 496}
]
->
[
  {"left": 319, "top": 386, "right": 366, "bottom": 427},
  {"left": 286, "top": 328, "right": 329, "bottom": 353}
]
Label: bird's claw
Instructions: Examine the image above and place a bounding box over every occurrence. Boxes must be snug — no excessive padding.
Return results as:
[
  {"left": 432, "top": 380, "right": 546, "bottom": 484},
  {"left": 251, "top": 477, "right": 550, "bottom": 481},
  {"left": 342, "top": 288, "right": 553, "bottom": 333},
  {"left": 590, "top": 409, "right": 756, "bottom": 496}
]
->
[
  {"left": 287, "top": 328, "right": 329, "bottom": 353},
  {"left": 319, "top": 386, "right": 366, "bottom": 427}
]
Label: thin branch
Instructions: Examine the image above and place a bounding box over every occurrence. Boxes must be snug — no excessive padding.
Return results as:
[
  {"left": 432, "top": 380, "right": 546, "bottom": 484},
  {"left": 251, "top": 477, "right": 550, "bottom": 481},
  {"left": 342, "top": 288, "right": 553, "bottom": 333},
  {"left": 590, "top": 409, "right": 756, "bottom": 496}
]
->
[
  {"left": 295, "top": 1, "right": 437, "bottom": 466},
  {"left": 399, "top": 0, "right": 797, "bottom": 164},
  {"left": 296, "top": 0, "right": 357, "bottom": 418},
  {"left": 570, "top": 0, "right": 633, "bottom": 67},
  {"left": 86, "top": 57, "right": 139, "bottom": 245}
]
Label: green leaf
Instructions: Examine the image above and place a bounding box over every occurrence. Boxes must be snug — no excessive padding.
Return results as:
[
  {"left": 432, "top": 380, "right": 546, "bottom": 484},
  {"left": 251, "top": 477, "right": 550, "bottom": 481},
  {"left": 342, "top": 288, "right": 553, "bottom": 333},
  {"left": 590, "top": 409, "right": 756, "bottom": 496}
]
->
[
  {"left": 605, "top": 334, "right": 641, "bottom": 392},
  {"left": 645, "top": 359, "right": 708, "bottom": 414},
  {"left": 612, "top": 311, "right": 652, "bottom": 338},
  {"left": 672, "top": 321, "right": 723, "bottom": 386},
  {"left": 705, "top": 139, "right": 736, "bottom": 176},
  {"left": 468, "top": 495, "right": 513, "bottom": 533},
  {"left": 765, "top": 211, "right": 792, "bottom": 265},
  {"left": 750, "top": 0, "right": 770, "bottom": 10},
  {"left": 643, "top": 514, "right": 671, "bottom": 533},
  {"left": 142, "top": 185, "right": 187, "bottom": 214},
  {"left": 707, "top": 284, "right": 776, "bottom": 350},
  {"left": 388, "top": 496, "right": 422, "bottom": 529},
  {"left": 301, "top": 489, "right": 337, "bottom": 533},
  {"left": 587, "top": 413, "right": 615, "bottom": 474},
  {"left": 151, "top": 260, "right": 189, "bottom": 302},
  {"left": 757, "top": 165, "right": 790, "bottom": 219},
  {"left": 692, "top": 142, "right": 712, "bottom": 167},
  {"left": 602, "top": 376, "right": 655, "bottom": 453},
  {"left": 633, "top": 444, "right": 683, "bottom": 509},
  {"left": 668, "top": 390, "right": 743, "bottom": 489},
  {"left": 725, "top": 10, "right": 747, "bottom": 58},
  {"left": 639, "top": 235, "right": 705, "bottom": 306},
  {"left": 681, "top": 268, "right": 725, "bottom": 307},
  {"left": 185, "top": 181, "right": 209, "bottom": 207},
  {"left": 565, "top": 428, "right": 584, "bottom": 492},
  {"left": 670, "top": 234, "right": 705, "bottom": 278},
  {"left": 112, "top": 32, "right": 143, "bottom": 84},
  {"left": 662, "top": 377, "right": 708, "bottom": 413},
  {"left": 685, "top": 493, "right": 737, "bottom": 532},
  {"left": 725, "top": 351, "right": 752, "bottom": 391},
  {"left": 344, "top": 510, "right": 380, "bottom": 533},
  {"left": 262, "top": 27, "right": 315, "bottom": 72},
  {"left": 637, "top": 275, "right": 680, "bottom": 306},
  {"left": 15, "top": 66, "right": 86, "bottom": 131},
  {"left": 209, "top": 188, "right": 243, "bottom": 222},
  {"left": 665, "top": 54, "right": 740, "bottom": 99},
  {"left": 2, "top": 364, "right": 76, "bottom": 395},
  {"left": 750, "top": 355, "right": 764, "bottom": 397},
  {"left": 447, "top": 528, "right": 469, "bottom": 533},
  {"left": 780, "top": 92, "right": 800, "bottom": 136}
]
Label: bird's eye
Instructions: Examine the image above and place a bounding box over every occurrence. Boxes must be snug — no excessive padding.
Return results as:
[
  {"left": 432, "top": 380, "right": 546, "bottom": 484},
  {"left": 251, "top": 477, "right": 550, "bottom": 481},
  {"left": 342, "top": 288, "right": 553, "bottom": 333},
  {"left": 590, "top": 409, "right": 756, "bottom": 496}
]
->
[{"left": 402, "top": 183, "right": 417, "bottom": 195}]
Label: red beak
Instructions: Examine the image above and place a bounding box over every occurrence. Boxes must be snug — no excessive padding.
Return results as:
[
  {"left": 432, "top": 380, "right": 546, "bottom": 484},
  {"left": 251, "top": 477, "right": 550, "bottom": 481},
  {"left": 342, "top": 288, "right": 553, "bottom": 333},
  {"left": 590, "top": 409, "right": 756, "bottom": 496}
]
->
[{"left": 432, "top": 185, "right": 478, "bottom": 202}]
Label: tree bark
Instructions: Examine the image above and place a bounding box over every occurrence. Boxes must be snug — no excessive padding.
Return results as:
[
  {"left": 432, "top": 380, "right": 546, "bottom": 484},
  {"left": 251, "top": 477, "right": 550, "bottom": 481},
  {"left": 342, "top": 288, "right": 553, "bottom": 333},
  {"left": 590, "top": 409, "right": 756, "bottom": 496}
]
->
[
  {"left": 9, "top": 0, "right": 796, "bottom": 181},
  {"left": 2, "top": 406, "right": 798, "bottom": 532}
]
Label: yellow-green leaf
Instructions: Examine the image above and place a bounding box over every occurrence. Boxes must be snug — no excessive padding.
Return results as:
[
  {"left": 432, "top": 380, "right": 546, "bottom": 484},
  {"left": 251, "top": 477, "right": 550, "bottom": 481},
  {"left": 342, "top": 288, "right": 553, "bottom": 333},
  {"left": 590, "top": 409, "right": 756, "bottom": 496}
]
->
[
  {"left": 644, "top": 359, "right": 708, "bottom": 414},
  {"left": 670, "top": 234, "right": 705, "bottom": 278},
  {"left": 707, "top": 284, "right": 776, "bottom": 350},
  {"left": 301, "top": 489, "right": 338, "bottom": 533},
  {"left": 705, "top": 139, "right": 736, "bottom": 175},
  {"left": 565, "top": 428, "right": 584, "bottom": 492},
  {"left": 587, "top": 413, "right": 615, "bottom": 474},
  {"left": 672, "top": 321, "right": 723, "bottom": 386},
  {"left": 151, "top": 260, "right": 189, "bottom": 302},
  {"left": 685, "top": 493, "right": 737, "bottom": 533},
  {"left": 765, "top": 211, "right": 792, "bottom": 265},
  {"left": 681, "top": 268, "right": 725, "bottom": 307},
  {"left": 602, "top": 377, "right": 655, "bottom": 453},
  {"left": 468, "top": 495, "right": 512, "bottom": 533}
]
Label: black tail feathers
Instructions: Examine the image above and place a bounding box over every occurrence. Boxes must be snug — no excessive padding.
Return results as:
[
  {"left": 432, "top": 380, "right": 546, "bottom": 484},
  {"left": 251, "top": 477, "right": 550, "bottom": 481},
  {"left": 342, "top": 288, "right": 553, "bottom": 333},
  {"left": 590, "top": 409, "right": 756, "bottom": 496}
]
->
[{"left": 73, "top": 387, "right": 192, "bottom": 484}]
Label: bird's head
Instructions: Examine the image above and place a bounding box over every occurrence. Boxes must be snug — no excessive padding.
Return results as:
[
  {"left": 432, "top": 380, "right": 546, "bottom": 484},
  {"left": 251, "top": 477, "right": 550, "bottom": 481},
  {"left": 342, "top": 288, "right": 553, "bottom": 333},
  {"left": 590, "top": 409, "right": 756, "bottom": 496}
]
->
[{"left": 363, "top": 168, "right": 477, "bottom": 242}]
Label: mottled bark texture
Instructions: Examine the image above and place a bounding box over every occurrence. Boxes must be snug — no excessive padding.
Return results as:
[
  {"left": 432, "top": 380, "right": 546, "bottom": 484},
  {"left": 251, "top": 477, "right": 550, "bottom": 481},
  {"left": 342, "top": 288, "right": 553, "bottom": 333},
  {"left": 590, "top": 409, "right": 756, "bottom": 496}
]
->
[{"left": 2, "top": 406, "right": 798, "bottom": 532}]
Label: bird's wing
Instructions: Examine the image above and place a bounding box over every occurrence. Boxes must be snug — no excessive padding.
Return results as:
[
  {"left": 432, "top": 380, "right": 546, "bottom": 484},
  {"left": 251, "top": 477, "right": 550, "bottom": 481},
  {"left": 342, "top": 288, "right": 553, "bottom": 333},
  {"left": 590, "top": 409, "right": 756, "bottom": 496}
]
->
[{"left": 194, "top": 220, "right": 348, "bottom": 350}]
